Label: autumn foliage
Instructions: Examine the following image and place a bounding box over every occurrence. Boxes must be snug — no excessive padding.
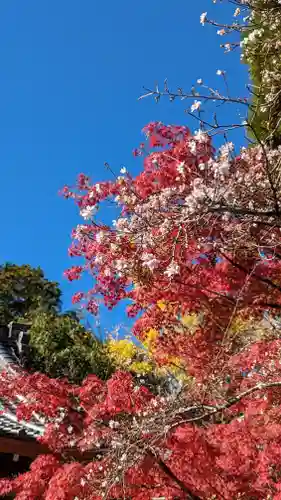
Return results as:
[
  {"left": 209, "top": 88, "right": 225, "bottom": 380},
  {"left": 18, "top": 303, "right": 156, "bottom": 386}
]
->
[
  {"left": 3, "top": 0, "right": 281, "bottom": 498},
  {"left": 1, "top": 119, "right": 281, "bottom": 498}
]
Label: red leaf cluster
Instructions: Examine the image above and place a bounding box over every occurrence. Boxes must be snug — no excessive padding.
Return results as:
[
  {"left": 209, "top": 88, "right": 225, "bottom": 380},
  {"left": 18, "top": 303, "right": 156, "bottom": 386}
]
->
[{"left": 3, "top": 123, "right": 281, "bottom": 498}]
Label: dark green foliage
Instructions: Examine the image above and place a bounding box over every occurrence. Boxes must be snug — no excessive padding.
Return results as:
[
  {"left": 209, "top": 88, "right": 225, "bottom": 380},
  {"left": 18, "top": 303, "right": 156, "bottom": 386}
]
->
[
  {"left": 0, "top": 263, "right": 61, "bottom": 324},
  {"left": 27, "top": 312, "right": 114, "bottom": 383},
  {"left": 0, "top": 263, "right": 114, "bottom": 383}
]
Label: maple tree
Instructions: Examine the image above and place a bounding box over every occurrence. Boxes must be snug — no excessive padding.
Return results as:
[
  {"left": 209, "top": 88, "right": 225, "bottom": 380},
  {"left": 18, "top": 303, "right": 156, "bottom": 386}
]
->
[{"left": 2, "top": 0, "right": 281, "bottom": 498}]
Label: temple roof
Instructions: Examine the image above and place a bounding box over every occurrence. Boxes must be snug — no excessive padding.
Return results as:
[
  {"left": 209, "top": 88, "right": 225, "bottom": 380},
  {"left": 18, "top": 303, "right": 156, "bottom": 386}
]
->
[{"left": 0, "top": 323, "right": 44, "bottom": 441}]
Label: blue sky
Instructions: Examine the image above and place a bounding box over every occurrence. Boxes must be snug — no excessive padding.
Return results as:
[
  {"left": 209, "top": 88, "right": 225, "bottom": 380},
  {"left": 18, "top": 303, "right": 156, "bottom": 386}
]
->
[{"left": 0, "top": 0, "right": 248, "bottom": 334}]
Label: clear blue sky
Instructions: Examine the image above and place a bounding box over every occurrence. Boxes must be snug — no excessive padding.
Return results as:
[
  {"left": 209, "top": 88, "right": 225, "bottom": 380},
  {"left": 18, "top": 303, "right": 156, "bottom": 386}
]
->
[{"left": 0, "top": 0, "right": 247, "bottom": 332}]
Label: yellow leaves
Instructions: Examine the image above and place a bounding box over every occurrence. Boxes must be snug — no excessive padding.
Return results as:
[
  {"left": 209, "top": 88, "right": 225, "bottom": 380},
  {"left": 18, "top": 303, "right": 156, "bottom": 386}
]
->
[
  {"left": 154, "top": 355, "right": 190, "bottom": 384},
  {"left": 227, "top": 315, "right": 271, "bottom": 347},
  {"left": 107, "top": 330, "right": 191, "bottom": 384},
  {"left": 107, "top": 319, "right": 195, "bottom": 384},
  {"left": 168, "top": 355, "right": 183, "bottom": 366},
  {"left": 156, "top": 300, "right": 200, "bottom": 334},
  {"left": 145, "top": 328, "right": 158, "bottom": 342},
  {"left": 129, "top": 361, "right": 153, "bottom": 374},
  {"left": 107, "top": 339, "right": 136, "bottom": 364},
  {"left": 107, "top": 337, "right": 155, "bottom": 375},
  {"left": 143, "top": 328, "right": 159, "bottom": 350},
  {"left": 172, "top": 370, "right": 190, "bottom": 384},
  {"left": 157, "top": 300, "right": 178, "bottom": 314},
  {"left": 157, "top": 300, "right": 166, "bottom": 311},
  {"left": 166, "top": 356, "right": 189, "bottom": 382},
  {"left": 230, "top": 317, "right": 250, "bottom": 335},
  {"left": 180, "top": 313, "right": 199, "bottom": 330}
]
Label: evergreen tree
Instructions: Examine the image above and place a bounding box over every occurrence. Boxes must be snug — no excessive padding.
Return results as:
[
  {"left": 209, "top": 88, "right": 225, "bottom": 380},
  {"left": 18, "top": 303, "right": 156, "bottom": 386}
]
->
[
  {"left": 0, "top": 263, "right": 61, "bottom": 324},
  {"left": 28, "top": 312, "right": 113, "bottom": 383}
]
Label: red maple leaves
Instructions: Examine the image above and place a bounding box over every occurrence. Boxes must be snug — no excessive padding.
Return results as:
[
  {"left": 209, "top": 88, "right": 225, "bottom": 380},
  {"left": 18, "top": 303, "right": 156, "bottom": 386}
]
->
[{"left": 2, "top": 122, "right": 281, "bottom": 497}]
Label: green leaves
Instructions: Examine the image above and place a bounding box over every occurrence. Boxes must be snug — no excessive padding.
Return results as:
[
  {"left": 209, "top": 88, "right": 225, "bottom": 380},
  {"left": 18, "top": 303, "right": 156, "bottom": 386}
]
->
[
  {"left": 28, "top": 312, "right": 114, "bottom": 383},
  {"left": 0, "top": 263, "right": 61, "bottom": 324}
]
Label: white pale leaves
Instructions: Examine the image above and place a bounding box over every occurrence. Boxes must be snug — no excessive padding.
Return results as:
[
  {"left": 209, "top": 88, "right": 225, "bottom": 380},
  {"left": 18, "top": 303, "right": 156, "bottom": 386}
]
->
[
  {"left": 190, "top": 100, "right": 202, "bottom": 113},
  {"left": 164, "top": 261, "right": 180, "bottom": 278},
  {"left": 141, "top": 252, "right": 160, "bottom": 271},
  {"left": 80, "top": 205, "right": 97, "bottom": 220},
  {"left": 200, "top": 12, "right": 207, "bottom": 25},
  {"left": 177, "top": 161, "right": 186, "bottom": 175}
]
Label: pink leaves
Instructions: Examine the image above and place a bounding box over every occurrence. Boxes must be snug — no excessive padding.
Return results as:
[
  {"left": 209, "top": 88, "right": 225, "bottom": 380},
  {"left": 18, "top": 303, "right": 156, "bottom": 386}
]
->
[
  {"left": 0, "top": 479, "right": 14, "bottom": 497},
  {"left": 102, "top": 371, "right": 153, "bottom": 415},
  {"left": 5, "top": 455, "right": 61, "bottom": 500},
  {"left": 72, "top": 292, "right": 84, "bottom": 304},
  {"left": 64, "top": 266, "right": 83, "bottom": 282},
  {"left": 3, "top": 362, "right": 281, "bottom": 497},
  {"left": 78, "top": 374, "right": 105, "bottom": 409},
  {"left": 86, "top": 299, "right": 99, "bottom": 315}
]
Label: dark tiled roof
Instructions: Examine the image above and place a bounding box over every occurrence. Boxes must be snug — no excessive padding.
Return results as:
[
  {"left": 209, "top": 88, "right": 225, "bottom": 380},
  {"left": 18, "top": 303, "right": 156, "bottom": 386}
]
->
[
  {"left": 0, "top": 342, "right": 18, "bottom": 367},
  {"left": 0, "top": 324, "right": 44, "bottom": 441},
  {"left": 0, "top": 412, "right": 42, "bottom": 439}
]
